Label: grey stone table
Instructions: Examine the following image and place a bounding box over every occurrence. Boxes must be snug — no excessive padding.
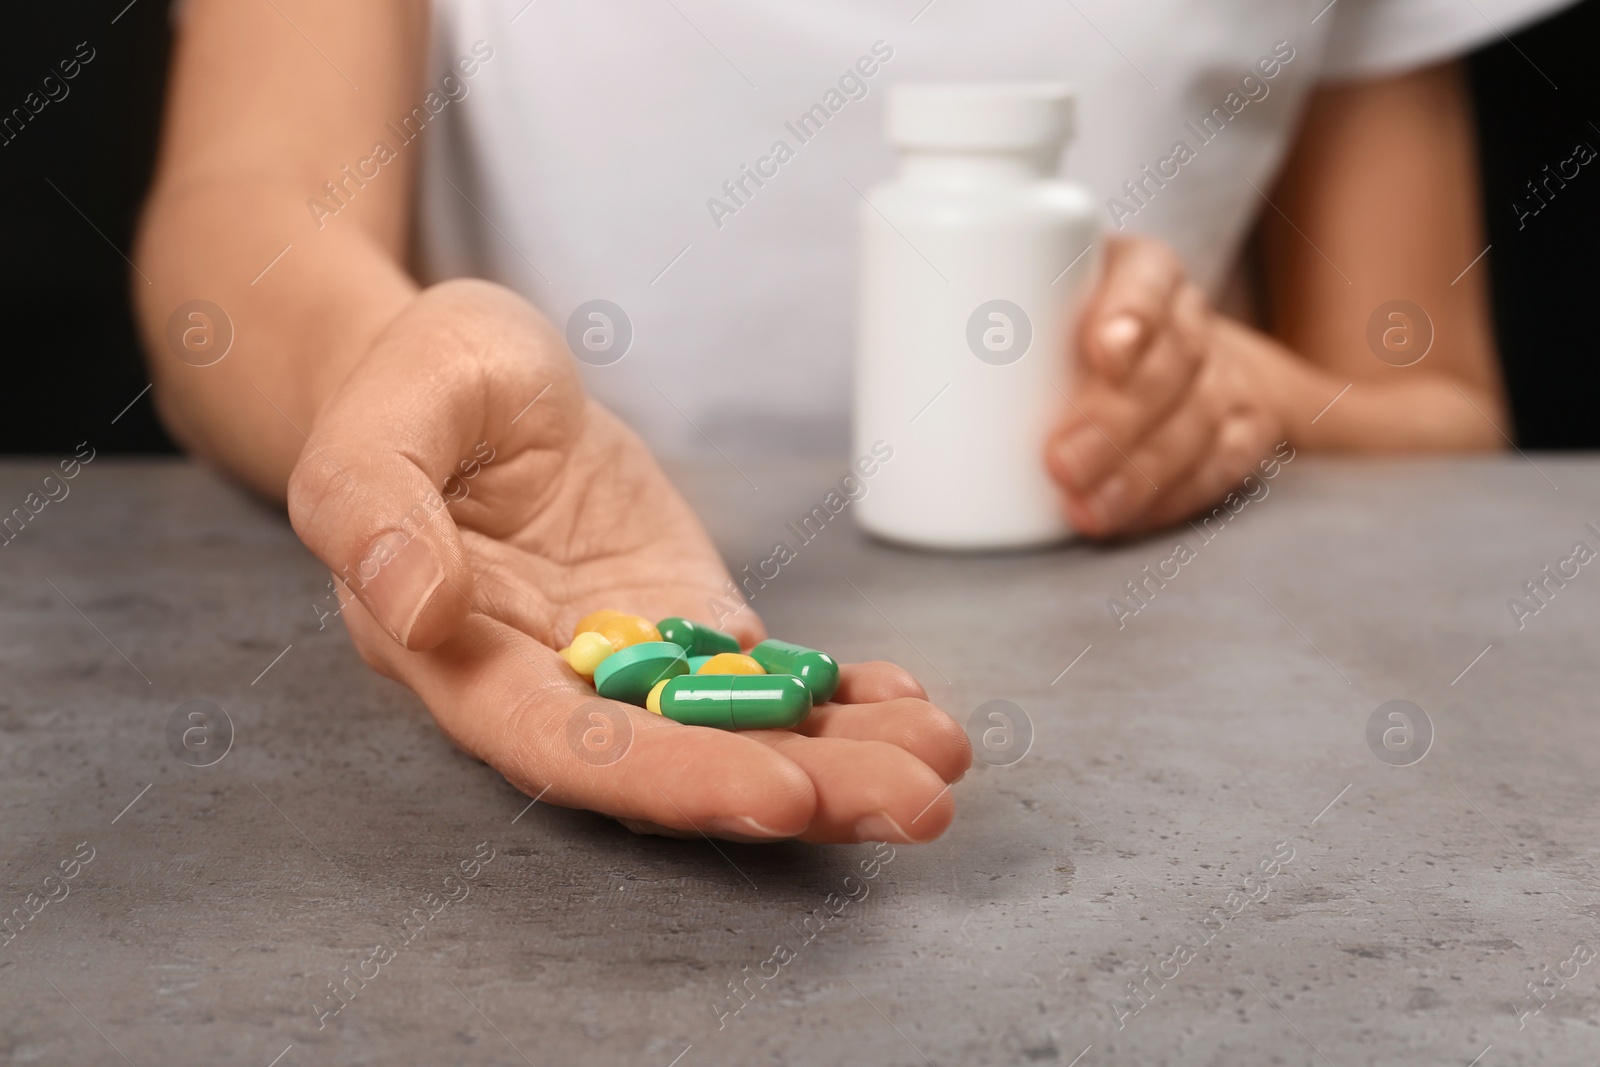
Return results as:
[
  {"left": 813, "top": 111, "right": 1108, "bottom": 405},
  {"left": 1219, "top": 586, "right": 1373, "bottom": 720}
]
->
[{"left": 3, "top": 455, "right": 1599, "bottom": 1067}]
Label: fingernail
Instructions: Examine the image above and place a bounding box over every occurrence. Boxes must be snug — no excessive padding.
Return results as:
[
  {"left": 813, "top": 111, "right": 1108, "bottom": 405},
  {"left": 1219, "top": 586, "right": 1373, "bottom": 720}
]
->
[
  {"left": 708, "top": 816, "right": 788, "bottom": 840},
  {"left": 1099, "top": 315, "right": 1143, "bottom": 371},
  {"left": 854, "top": 812, "right": 914, "bottom": 844},
  {"left": 350, "top": 529, "right": 446, "bottom": 646}
]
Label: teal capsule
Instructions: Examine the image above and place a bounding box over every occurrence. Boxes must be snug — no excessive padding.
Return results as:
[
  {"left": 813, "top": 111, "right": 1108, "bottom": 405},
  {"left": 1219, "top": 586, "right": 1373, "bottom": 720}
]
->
[
  {"left": 649, "top": 674, "right": 811, "bottom": 730},
  {"left": 749, "top": 639, "right": 839, "bottom": 704},
  {"left": 593, "top": 641, "right": 688, "bottom": 706},
  {"left": 687, "top": 654, "right": 714, "bottom": 673},
  {"left": 656, "top": 617, "right": 741, "bottom": 657}
]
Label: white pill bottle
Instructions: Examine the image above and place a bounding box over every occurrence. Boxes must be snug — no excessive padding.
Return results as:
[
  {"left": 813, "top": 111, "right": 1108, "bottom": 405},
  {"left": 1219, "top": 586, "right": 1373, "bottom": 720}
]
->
[{"left": 853, "top": 84, "right": 1098, "bottom": 550}]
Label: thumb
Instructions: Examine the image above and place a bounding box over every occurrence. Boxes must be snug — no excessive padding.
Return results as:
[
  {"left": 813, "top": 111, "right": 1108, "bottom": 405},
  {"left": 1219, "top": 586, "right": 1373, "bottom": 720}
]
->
[
  {"left": 288, "top": 280, "right": 582, "bottom": 651},
  {"left": 286, "top": 319, "right": 499, "bottom": 652},
  {"left": 288, "top": 406, "right": 477, "bottom": 651}
]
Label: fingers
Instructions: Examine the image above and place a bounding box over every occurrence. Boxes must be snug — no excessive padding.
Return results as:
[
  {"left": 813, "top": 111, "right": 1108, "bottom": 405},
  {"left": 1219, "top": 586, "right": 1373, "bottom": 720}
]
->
[
  {"left": 289, "top": 442, "right": 475, "bottom": 653},
  {"left": 741, "top": 732, "right": 957, "bottom": 844},
  {"left": 1051, "top": 281, "right": 1210, "bottom": 493},
  {"left": 287, "top": 280, "right": 579, "bottom": 651},
  {"left": 1050, "top": 239, "right": 1215, "bottom": 538},
  {"left": 1125, "top": 414, "right": 1274, "bottom": 533},
  {"left": 740, "top": 658, "right": 967, "bottom": 841},
  {"left": 794, "top": 698, "right": 971, "bottom": 784},
  {"left": 347, "top": 602, "right": 822, "bottom": 837},
  {"left": 345, "top": 590, "right": 967, "bottom": 843},
  {"left": 806, "top": 663, "right": 968, "bottom": 784},
  {"left": 1054, "top": 360, "right": 1223, "bottom": 536},
  {"left": 1078, "top": 236, "right": 1187, "bottom": 381},
  {"left": 833, "top": 661, "right": 928, "bottom": 703}
]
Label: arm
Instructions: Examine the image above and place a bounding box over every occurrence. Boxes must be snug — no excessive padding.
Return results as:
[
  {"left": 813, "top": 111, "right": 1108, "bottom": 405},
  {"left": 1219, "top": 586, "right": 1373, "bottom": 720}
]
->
[
  {"left": 1257, "top": 58, "right": 1507, "bottom": 449},
  {"left": 134, "top": 0, "right": 968, "bottom": 843},
  {"left": 133, "top": 0, "right": 424, "bottom": 499},
  {"left": 1048, "top": 60, "right": 1507, "bottom": 537}
]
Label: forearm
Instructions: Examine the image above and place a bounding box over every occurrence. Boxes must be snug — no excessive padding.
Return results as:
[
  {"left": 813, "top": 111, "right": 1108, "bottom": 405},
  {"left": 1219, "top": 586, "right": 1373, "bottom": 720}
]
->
[
  {"left": 1248, "top": 61, "right": 1509, "bottom": 455},
  {"left": 1222, "top": 317, "right": 1507, "bottom": 453},
  {"left": 131, "top": 0, "right": 428, "bottom": 499},
  {"left": 134, "top": 174, "right": 416, "bottom": 499}
]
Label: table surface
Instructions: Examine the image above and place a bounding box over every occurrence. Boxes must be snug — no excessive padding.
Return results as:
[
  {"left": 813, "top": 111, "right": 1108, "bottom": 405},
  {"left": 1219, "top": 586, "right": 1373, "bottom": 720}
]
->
[{"left": 2, "top": 455, "right": 1599, "bottom": 1067}]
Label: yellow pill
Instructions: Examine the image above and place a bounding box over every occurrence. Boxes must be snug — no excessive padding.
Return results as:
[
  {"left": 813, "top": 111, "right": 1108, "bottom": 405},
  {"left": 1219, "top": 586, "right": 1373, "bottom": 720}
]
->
[
  {"left": 595, "top": 614, "right": 662, "bottom": 651},
  {"left": 645, "top": 678, "right": 670, "bottom": 714},
  {"left": 696, "top": 653, "right": 766, "bottom": 676},
  {"left": 572, "top": 609, "right": 625, "bottom": 638},
  {"left": 560, "top": 631, "right": 615, "bottom": 678}
]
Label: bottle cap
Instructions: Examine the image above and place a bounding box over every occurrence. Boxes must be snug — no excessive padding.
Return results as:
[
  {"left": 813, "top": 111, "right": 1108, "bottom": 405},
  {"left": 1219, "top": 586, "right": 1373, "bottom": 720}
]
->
[
  {"left": 889, "top": 82, "right": 1075, "bottom": 151},
  {"left": 887, "top": 83, "right": 1075, "bottom": 151}
]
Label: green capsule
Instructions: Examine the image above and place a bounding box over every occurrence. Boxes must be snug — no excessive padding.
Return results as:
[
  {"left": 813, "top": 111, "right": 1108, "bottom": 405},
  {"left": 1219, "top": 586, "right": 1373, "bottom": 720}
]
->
[
  {"left": 749, "top": 639, "right": 839, "bottom": 704},
  {"left": 651, "top": 674, "right": 811, "bottom": 730},
  {"left": 656, "top": 617, "right": 741, "bottom": 657},
  {"left": 593, "top": 641, "right": 688, "bottom": 706}
]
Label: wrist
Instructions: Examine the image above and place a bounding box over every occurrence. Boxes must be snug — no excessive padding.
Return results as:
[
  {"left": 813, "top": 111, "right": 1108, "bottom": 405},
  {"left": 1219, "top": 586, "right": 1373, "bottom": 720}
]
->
[{"left": 1214, "top": 317, "right": 1509, "bottom": 453}]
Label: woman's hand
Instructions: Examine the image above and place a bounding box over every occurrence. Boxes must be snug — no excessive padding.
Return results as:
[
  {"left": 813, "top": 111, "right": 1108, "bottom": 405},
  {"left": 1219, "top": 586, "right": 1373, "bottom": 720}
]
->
[
  {"left": 286, "top": 279, "right": 970, "bottom": 843},
  {"left": 1045, "top": 236, "right": 1285, "bottom": 537}
]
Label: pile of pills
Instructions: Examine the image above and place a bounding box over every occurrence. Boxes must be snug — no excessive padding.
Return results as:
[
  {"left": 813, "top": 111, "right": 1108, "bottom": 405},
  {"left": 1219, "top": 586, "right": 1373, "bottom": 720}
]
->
[{"left": 558, "top": 610, "right": 839, "bottom": 730}]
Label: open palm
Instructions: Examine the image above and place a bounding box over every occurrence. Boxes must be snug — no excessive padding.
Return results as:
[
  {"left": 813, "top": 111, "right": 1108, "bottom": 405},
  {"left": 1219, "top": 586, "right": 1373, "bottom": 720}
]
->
[{"left": 287, "top": 280, "right": 969, "bottom": 843}]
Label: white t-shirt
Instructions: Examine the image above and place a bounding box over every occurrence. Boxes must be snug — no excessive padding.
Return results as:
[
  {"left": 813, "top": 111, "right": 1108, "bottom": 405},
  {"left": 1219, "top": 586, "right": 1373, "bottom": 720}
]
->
[{"left": 418, "top": 0, "right": 1569, "bottom": 457}]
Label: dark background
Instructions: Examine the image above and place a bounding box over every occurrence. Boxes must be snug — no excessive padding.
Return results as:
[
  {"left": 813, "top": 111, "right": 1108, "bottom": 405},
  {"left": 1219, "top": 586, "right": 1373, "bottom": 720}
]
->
[
  {"left": 1, "top": 1, "right": 175, "bottom": 454},
  {"left": 1469, "top": 0, "right": 1600, "bottom": 449},
  {"left": 1, "top": 1, "right": 1595, "bottom": 455}
]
